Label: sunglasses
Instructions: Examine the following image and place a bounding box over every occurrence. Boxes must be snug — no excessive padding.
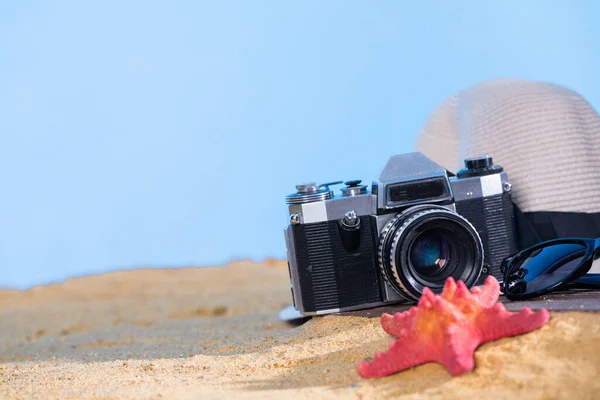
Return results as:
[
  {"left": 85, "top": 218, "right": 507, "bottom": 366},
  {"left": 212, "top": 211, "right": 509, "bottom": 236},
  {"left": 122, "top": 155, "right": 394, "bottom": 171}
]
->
[{"left": 501, "top": 237, "right": 600, "bottom": 300}]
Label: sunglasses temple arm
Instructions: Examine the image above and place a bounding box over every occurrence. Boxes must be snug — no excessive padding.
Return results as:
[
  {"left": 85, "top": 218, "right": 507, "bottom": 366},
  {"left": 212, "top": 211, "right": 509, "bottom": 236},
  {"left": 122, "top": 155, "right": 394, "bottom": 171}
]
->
[
  {"left": 570, "top": 240, "right": 600, "bottom": 288},
  {"left": 571, "top": 273, "right": 600, "bottom": 288}
]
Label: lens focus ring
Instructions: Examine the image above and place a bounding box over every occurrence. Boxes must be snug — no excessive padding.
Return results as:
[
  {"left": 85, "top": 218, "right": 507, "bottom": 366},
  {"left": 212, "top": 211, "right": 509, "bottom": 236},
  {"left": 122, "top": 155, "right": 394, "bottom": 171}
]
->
[
  {"left": 390, "top": 208, "right": 482, "bottom": 300},
  {"left": 378, "top": 206, "right": 484, "bottom": 300},
  {"left": 378, "top": 205, "right": 449, "bottom": 300}
]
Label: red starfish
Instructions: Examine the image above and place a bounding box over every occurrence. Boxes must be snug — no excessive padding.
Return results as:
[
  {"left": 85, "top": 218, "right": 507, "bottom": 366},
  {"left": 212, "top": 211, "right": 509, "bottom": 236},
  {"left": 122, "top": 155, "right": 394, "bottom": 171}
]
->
[{"left": 357, "top": 276, "right": 550, "bottom": 377}]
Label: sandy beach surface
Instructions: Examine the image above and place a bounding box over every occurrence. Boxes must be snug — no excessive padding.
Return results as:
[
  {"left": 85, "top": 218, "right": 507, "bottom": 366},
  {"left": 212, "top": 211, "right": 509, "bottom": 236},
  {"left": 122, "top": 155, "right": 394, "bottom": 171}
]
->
[{"left": 1, "top": 260, "right": 600, "bottom": 399}]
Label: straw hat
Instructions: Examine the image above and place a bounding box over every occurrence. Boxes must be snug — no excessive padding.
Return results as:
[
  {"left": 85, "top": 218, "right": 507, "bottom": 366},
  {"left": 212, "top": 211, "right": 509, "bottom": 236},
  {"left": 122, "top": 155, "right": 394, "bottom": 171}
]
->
[{"left": 414, "top": 78, "right": 600, "bottom": 214}]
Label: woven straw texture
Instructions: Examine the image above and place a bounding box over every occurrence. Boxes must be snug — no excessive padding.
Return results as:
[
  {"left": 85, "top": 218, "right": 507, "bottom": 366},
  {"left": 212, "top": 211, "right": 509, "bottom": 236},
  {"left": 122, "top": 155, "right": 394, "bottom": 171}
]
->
[{"left": 414, "top": 78, "right": 600, "bottom": 213}]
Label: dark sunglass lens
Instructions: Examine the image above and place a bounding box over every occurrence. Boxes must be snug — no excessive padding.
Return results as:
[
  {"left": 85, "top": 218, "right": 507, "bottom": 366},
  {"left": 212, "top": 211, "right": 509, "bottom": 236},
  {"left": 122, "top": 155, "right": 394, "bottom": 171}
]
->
[{"left": 505, "top": 242, "right": 588, "bottom": 296}]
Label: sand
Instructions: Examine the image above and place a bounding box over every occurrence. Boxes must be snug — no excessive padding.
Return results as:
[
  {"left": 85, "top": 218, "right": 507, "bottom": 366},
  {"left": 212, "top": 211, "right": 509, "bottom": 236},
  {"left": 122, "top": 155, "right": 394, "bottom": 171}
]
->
[{"left": 1, "top": 260, "right": 600, "bottom": 399}]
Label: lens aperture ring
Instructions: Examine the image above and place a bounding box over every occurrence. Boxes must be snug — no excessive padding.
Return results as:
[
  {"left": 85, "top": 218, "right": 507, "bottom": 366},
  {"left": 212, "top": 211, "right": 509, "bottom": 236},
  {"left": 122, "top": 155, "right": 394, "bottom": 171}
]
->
[{"left": 379, "top": 206, "right": 484, "bottom": 301}]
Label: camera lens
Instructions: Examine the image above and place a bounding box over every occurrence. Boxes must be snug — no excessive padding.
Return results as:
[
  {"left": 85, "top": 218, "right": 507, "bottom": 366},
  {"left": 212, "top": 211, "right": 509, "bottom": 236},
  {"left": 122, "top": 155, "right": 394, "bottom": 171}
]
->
[
  {"left": 409, "top": 230, "right": 451, "bottom": 279},
  {"left": 378, "top": 206, "right": 483, "bottom": 301}
]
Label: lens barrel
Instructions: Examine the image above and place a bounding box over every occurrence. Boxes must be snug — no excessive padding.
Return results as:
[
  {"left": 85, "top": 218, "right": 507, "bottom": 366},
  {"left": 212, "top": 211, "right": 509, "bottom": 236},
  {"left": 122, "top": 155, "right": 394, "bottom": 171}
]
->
[{"left": 378, "top": 205, "right": 484, "bottom": 301}]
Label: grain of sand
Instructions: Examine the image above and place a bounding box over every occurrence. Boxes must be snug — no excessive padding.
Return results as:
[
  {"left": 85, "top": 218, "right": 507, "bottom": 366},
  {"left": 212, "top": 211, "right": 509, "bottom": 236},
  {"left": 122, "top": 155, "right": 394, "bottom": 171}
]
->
[{"left": 1, "top": 260, "right": 600, "bottom": 399}]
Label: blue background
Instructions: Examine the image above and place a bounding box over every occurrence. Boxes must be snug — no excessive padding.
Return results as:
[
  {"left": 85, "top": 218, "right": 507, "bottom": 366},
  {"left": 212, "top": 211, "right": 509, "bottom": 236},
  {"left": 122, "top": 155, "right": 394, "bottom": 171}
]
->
[{"left": 1, "top": 1, "right": 599, "bottom": 289}]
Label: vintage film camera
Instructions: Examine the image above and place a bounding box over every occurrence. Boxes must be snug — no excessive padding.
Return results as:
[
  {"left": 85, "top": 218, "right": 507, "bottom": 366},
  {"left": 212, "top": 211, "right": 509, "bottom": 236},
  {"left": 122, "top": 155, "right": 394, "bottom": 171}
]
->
[{"left": 283, "top": 152, "right": 517, "bottom": 316}]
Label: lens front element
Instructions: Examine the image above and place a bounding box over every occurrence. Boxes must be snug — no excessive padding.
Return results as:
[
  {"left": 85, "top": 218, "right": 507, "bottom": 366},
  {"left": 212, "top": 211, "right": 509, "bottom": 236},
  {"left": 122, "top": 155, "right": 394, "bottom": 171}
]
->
[
  {"left": 378, "top": 206, "right": 484, "bottom": 301},
  {"left": 410, "top": 231, "right": 451, "bottom": 279}
]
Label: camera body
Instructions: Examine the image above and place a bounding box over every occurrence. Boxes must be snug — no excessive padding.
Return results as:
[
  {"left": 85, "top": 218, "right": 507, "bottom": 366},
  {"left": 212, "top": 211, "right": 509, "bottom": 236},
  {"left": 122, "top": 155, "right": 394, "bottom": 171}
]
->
[{"left": 284, "top": 152, "right": 517, "bottom": 316}]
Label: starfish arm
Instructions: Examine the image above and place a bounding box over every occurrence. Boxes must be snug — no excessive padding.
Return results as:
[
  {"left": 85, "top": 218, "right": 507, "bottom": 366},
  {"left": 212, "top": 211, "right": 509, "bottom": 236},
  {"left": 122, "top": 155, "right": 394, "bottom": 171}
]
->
[
  {"left": 439, "top": 325, "right": 479, "bottom": 376},
  {"left": 381, "top": 308, "right": 418, "bottom": 337},
  {"left": 440, "top": 277, "right": 457, "bottom": 301},
  {"left": 478, "top": 304, "right": 551, "bottom": 344},
  {"left": 469, "top": 276, "right": 501, "bottom": 308},
  {"left": 357, "top": 338, "right": 434, "bottom": 378}
]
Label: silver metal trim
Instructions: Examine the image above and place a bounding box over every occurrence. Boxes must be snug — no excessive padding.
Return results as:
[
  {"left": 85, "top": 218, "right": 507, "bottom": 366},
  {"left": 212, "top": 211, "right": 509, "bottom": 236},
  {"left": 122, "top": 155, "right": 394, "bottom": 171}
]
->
[
  {"left": 341, "top": 185, "right": 367, "bottom": 197},
  {"left": 373, "top": 152, "right": 453, "bottom": 211},
  {"left": 316, "top": 308, "right": 340, "bottom": 315},
  {"left": 292, "top": 300, "right": 399, "bottom": 317},
  {"left": 341, "top": 210, "right": 360, "bottom": 229},
  {"left": 480, "top": 174, "right": 503, "bottom": 197},
  {"left": 296, "top": 182, "right": 319, "bottom": 194},
  {"left": 381, "top": 176, "right": 453, "bottom": 210},
  {"left": 286, "top": 189, "right": 333, "bottom": 204},
  {"left": 290, "top": 214, "right": 301, "bottom": 225},
  {"left": 449, "top": 171, "right": 510, "bottom": 201},
  {"left": 288, "top": 193, "right": 376, "bottom": 225}
]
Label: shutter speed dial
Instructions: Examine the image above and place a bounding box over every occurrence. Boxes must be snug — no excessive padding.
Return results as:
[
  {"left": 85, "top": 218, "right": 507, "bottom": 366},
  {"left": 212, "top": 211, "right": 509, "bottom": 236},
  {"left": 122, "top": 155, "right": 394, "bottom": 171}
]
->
[{"left": 341, "top": 180, "right": 368, "bottom": 197}]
